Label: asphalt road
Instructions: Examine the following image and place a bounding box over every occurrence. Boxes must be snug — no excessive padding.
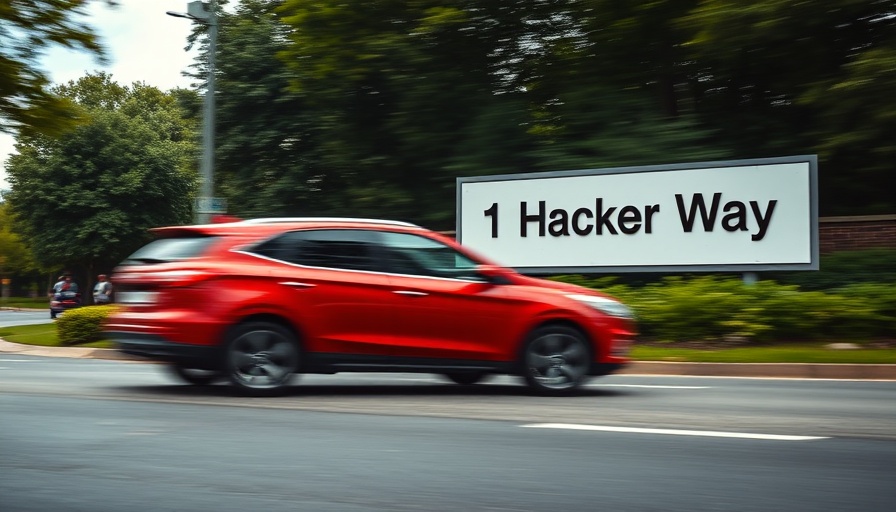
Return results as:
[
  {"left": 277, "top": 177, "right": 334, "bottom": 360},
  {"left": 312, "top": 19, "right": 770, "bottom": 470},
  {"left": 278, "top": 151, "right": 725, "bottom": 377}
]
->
[
  {"left": 1, "top": 356, "right": 895, "bottom": 511},
  {"left": 0, "top": 310, "right": 53, "bottom": 327}
]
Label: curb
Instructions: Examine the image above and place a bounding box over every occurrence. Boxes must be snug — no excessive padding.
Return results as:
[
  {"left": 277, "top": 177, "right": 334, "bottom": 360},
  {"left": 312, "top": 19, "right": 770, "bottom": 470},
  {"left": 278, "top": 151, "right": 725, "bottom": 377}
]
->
[
  {"left": 620, "top": 361, "right": 896, "bottom": 380},
  {"left": 0, "top": 339, "right": 136, "bottom": 361},
  {"left": 1, "top": 338, "right": 895, "bottom": 379}
]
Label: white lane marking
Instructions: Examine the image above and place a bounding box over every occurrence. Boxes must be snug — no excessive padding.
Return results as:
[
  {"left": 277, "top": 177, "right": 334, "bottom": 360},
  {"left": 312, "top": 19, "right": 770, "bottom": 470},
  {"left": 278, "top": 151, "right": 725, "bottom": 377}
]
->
[
  {"left": 592, "top": 384, "right": 709, "bottom": 389},
  {"left": 521, "top": 423, "right": 829, "bottom": 441},
  {"left": 0, "top": 359, "right": 40, "bottom": 362}
]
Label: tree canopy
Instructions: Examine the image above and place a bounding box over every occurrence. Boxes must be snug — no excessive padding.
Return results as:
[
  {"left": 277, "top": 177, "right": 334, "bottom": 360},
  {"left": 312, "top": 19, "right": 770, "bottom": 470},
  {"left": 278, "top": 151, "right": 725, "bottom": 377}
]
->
[
  {"left": 0, "top": 201, "right": 36, "bottom": 277},
  {"left": 0, "top": 0, "right": 117, "bottom": 137},
  {"left": 185, "top": 0, "right": 892, "bottom": 225},
  {"left": 3, "top": 73, "right": 198, "bottom": 277},
  {"left": 3, "top": 0, "right": 893, "bottom": 255}
]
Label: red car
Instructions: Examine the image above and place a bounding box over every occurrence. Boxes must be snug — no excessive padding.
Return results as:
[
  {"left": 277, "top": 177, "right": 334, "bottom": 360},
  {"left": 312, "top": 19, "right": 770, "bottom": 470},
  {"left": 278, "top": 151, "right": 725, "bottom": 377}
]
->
[{"left": 104, "top": 218, "right": 635, "bottom": 395}]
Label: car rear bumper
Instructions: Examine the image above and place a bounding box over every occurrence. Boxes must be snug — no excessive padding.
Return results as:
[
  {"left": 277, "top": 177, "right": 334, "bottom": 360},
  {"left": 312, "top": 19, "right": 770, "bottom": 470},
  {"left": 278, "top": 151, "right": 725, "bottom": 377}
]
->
[{"left": 106, "top": 331, "right": 220, "bottom": 368}]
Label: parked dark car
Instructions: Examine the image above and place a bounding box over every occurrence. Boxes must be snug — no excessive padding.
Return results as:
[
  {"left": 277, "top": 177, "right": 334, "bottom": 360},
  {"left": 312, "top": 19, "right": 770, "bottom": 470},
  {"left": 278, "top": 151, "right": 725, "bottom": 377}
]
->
[{"left": 50, "top": 291, "right": 81, "bottom": 319}]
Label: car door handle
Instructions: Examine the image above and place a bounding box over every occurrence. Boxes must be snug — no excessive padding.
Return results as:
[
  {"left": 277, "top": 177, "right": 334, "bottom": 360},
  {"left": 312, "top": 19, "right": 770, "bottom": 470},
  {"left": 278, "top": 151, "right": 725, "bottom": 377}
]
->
[
  {"left": 280, "top": 281, "right": 316, "bottom": 289},
  {"left": 393, "top": 290, "right": 428, "bottom": 297}
]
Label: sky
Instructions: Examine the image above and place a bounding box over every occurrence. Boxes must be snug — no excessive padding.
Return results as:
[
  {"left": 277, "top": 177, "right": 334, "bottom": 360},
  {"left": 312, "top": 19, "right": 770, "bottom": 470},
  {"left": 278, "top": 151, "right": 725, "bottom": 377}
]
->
[{"left": 0, "top": 0, "right": 202, "bottom": 190}]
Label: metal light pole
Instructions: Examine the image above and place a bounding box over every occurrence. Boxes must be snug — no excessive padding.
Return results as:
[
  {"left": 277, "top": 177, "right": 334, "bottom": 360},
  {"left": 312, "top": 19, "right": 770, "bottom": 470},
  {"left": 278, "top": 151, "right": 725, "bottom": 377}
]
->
[{"left": 167, "top": 1, "right": 218, "bottom": 224}]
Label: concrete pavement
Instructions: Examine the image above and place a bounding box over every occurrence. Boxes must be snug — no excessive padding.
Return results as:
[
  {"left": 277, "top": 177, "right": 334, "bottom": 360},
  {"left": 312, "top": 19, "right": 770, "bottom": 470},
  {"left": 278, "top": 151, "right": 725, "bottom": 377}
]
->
[{"left": 1, "top": 337, "right": 894, "bottom": 380}]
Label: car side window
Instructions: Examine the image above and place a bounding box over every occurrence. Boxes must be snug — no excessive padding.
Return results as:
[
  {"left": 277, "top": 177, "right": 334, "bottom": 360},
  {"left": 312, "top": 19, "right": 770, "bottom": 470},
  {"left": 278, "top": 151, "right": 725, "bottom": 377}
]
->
[
  {"left": 251, "top": 229, "right": 379, "bottom": 271},
  {"left": 377, "top": 232, "right": 480, "bottom": 280}
]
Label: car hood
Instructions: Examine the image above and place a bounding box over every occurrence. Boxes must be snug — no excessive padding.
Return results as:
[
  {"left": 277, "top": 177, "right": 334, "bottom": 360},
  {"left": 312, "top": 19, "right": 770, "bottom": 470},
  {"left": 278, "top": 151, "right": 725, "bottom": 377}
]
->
[{"left": 511, "top": 274, "right": 616, "bottom": 300}]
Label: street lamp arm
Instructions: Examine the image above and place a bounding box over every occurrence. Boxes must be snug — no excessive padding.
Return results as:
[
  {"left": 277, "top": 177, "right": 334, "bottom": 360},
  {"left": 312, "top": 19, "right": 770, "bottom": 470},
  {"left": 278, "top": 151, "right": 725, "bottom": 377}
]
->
[{"left": 165, "top": 10, "right": 193, "bottom": 20}]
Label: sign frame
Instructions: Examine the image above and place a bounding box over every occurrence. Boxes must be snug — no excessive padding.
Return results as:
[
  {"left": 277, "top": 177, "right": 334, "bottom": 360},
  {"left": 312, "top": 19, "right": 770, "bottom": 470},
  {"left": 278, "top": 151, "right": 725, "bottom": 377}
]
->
[{"left": 456, "top": 155, "right": 819, "bottom": 274}]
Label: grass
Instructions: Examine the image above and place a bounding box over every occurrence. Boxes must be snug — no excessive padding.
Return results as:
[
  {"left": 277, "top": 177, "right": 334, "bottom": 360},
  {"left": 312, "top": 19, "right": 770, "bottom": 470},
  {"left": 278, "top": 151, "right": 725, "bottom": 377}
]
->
[
  {"left": 0, "top": 323, "right": 113, "bottom": 348},
  {"left": 0, "top": 322, "right": 894, "bottom": 363},
  {"left": 0, "top": 297, "right": 49, "bottom": 309}
]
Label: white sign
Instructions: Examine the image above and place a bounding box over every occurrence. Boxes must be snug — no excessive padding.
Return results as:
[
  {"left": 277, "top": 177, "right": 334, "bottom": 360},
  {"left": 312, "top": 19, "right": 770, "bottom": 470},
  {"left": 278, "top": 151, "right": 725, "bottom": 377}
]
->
[
  {"left": 456, "top": 156, "right": 818, "bottom": 273},
  {"left": 195, "top": 196, "right": 227, "bottom": 214}
]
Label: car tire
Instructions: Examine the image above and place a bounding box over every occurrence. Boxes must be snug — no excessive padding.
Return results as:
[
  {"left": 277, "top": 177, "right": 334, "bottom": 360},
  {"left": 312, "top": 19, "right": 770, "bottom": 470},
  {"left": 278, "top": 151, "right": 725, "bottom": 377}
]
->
[
  {"left": 444, "top": 372, "right": 487, "bottom": 386},
  {"left": 224, "top": 321, "right": 300, "bottom": 396},
  {"left": 521, "top": 324, "right": 591, "bottom": 396},
  {"left": 166, "top": 365, "right": 222, "bottom": 386},
  {"left": 50, "top": 311, "right": 56, "bottom": 319}
]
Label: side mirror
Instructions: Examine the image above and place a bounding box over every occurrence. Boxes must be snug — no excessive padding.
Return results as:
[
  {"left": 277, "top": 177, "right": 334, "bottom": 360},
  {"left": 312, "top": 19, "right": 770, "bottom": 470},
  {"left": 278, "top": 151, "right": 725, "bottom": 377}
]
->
[{"left": 476, "top": 264, "right": 510, "bottom": 284}]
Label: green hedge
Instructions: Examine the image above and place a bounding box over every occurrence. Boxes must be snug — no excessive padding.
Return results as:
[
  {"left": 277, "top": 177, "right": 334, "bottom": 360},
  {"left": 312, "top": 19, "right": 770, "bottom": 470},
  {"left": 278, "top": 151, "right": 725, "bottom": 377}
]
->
[
  {"left": 560, "top": 249, "right": 896, "bottom": 291},
  {"left": 551, "top": 275, "right": 895, "bottom": 344},
  {"left": 767, "top": 248, "right": 896, "bottom": 291},
  {"left": 56, "top": 305, "right": 119, "bottom": 346}
]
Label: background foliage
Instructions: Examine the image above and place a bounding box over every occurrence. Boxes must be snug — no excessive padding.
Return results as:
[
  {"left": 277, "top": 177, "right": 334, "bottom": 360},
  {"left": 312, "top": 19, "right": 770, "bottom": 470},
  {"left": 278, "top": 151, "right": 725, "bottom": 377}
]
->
[
  {"left": 0, "top": 0, "right": 113, "bottom": 137},
  {"left": 3, "top": 73, "right": 197, "bottom": 295},
  {"left": 2, "top": 0, "right": 894, "bottom": 304}
]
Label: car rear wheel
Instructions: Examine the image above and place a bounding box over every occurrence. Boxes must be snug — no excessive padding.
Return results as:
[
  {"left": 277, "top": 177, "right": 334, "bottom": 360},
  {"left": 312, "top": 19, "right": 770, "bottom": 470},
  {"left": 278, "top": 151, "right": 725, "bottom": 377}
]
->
[
  {"left": 522, "top": 325, "right": 591, "bottom": 395},
  {"left": 224, "top": 321, "right": 300, "bottom": 396},
  {"left": 165, "top": 365, "right": 221, "bottom": 386},
  {"left": 443, "top": 372, "right": 487, "bottom": 386}
]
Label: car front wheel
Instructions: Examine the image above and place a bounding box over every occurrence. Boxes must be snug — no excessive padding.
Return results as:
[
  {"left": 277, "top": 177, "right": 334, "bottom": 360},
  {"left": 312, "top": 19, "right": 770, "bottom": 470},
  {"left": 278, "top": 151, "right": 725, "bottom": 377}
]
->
[
  {"left": 224, "top": 321, "right": 300, "bottom": 396},
  {"left": 522, "top": 325, "right": 591, "bottom": 395}
]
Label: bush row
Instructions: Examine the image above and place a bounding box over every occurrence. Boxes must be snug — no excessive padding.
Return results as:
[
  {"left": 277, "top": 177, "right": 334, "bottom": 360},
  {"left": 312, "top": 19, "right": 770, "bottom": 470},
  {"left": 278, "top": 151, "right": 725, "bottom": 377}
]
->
[
  {"left": 56, "top": 305, "right": 118, "bottom": 346},
  {"left": 552, "top": 275, "right": 896, "bottom": 344},
  {"left": 581, "top": 249, "right": 896, "bottom": 291},
  {"left": 767, "top": 248, "right": 896, "bottom": 291},
  {"left": 55, "top": 272, "right": 896, "bottom": 346}
]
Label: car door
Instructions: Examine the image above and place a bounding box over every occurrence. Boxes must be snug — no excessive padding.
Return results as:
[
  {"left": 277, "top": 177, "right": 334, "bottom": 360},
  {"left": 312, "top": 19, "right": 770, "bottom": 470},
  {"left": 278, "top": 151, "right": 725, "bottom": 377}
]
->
[
  {"left": 253, "top": 229, "right": 396, "bottom": 357},
  {"left": 375, "top": 231, "right": 521, "bottom": 362}
]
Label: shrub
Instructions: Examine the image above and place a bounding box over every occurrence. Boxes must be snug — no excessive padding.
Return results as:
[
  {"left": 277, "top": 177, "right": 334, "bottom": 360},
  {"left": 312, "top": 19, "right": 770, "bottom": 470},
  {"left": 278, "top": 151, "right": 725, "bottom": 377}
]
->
[
  {"left": 830, "top": 283, "right": 896, "bottom": 337},
  {"left": 56, "top": 305, "right": 119, "bottom": 346},
  {"left": 551, "top": 274, "right": 888, "bottom": 343},
  {"left": 767, "top": 248, "right": 896, "bottom": 291},
  {"left": 554, "top": 249, "right": 896, "bottom": 292}
]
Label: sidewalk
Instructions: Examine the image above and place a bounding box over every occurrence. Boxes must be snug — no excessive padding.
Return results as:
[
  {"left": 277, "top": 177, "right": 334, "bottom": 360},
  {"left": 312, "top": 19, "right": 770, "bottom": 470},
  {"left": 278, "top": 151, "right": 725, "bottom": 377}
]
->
[{"left": 1, "top": 337, "right": 895, "bottom": 379}]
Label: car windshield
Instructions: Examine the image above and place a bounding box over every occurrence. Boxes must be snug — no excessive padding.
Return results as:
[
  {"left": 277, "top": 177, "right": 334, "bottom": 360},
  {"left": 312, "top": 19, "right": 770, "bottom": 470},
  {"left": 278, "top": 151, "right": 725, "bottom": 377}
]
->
[{"left": 119, "top": 236, "right": 219, "bottom": 265}]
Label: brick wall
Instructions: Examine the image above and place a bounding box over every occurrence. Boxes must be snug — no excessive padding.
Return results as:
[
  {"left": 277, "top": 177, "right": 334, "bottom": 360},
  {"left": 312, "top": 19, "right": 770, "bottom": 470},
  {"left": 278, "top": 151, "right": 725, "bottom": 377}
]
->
[{"left": 819, "top": 215, "right": 896, "bottom": 254}]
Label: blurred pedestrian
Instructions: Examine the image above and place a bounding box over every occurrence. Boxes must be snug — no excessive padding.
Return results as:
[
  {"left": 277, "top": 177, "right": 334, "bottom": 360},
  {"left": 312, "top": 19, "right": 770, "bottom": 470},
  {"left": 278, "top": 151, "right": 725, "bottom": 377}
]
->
[
  {"left": 93, "top": 274, "right": 112, "bottom": 304},
  {"left": 60, "top": 274, "right": 78, "bottom": 294},
  {"left": 50, "top": 275, "right": 66, "bottom": 297}
]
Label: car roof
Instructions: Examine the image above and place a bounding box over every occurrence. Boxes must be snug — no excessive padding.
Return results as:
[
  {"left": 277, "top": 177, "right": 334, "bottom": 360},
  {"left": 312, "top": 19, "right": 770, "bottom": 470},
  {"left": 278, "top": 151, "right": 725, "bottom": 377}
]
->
[{"left": 150, "top": 217, "right": 426, "bottom": 238}]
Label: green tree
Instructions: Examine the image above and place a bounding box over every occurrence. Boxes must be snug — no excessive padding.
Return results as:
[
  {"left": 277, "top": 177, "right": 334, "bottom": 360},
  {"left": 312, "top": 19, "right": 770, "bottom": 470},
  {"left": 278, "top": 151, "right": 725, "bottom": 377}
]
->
[
  {"left": 273, "top": 0, "right": 578, "bottom": 226},
  {"left": 0, "top": 201, "right": 36, "bottom": 274},
  {"left": 0, "top": 0, "right": 117, "bottom": 137},
  {"left": 199, "top": 0, "right": 327, "bottom": 218},
  {"left": 274, "top": 0, "right": 730, "bottom": 226},
  {"left": 528, "top": 87, "right": 730, "bottom": 171},
  {"left": 4, "top": 73, "right": 198, "bottom": 295},
  {"left": 679, "top": 0, "right": 896, "bottom": 213},
  {"left": 204, "top": 0, "right": 892, "bottom": 226}
]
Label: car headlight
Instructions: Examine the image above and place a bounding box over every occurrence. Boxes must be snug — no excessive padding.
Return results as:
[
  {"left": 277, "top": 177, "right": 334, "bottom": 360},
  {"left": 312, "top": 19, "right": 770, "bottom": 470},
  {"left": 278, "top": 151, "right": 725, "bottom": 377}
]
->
[{"left": 565, "top": 294, "right": 635, "bottom": 319}]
